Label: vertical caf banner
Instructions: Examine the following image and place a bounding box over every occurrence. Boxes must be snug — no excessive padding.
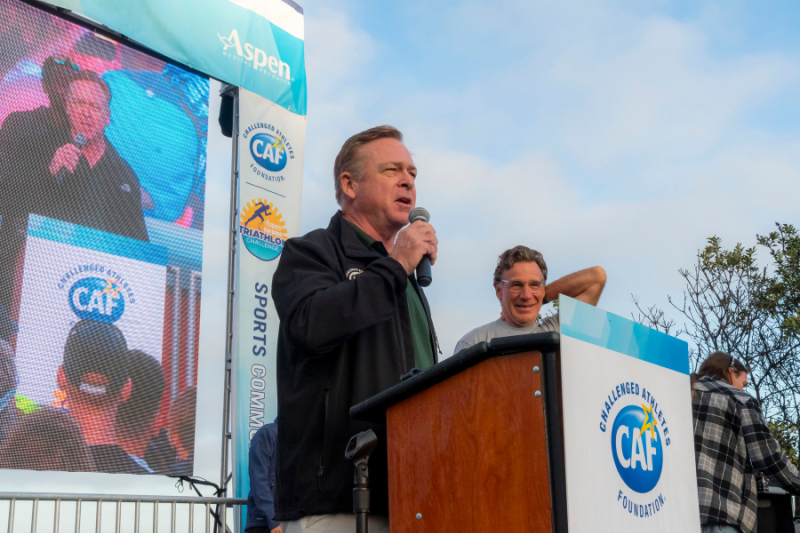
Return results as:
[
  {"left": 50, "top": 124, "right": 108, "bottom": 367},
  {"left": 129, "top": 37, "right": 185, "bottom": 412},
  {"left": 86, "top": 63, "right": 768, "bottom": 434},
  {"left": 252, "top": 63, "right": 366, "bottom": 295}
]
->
[
  {"left": 558, "top": 296, "right": 700, "bottom": 531},
  {"left": 232, "top": 87, "right": 305, "bottom": 501}
]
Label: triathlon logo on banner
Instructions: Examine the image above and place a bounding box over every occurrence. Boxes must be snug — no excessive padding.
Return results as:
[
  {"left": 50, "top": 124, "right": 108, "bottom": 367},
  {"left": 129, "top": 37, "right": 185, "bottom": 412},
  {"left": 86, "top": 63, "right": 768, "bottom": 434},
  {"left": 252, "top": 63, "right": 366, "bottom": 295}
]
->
[
  {"left": 239, "top": 199, "right": 288, "bottom": 261},
  {"left": 598, "top": 381, "right": 671, "bottom": 519},
  {"left": 242, "top": 122, "right": 296, "bottom": 182}
]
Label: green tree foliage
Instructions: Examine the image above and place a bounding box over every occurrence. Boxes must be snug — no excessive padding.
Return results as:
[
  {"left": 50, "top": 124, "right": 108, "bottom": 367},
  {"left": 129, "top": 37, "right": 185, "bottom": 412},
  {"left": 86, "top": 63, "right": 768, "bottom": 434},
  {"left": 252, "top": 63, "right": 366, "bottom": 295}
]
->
[
  {"left": 768, "top": 420, "right": 800, "bottom": 469},
  {"left": 758, "top": 224, "right": 800, "bottom": 336},
  {"left": 634, "top": 223, "right": 800, "bottom": 457}
]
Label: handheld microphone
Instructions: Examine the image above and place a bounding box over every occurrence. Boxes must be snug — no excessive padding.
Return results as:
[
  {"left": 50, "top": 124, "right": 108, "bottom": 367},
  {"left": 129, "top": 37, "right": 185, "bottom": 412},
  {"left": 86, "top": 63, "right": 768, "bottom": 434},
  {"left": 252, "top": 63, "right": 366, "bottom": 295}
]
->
[
  {"left": 408, "top": 207, "right": 432, "bottom": 287},
  {"left": 56, "top": 133, "right": 87, "bottom": 184}
]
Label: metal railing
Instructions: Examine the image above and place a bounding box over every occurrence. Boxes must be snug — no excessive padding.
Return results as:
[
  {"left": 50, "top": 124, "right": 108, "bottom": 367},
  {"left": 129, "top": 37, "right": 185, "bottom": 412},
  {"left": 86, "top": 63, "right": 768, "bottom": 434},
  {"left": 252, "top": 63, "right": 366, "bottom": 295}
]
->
[{"left": 0, "top": 492, "right": 246, "bottom": 533}]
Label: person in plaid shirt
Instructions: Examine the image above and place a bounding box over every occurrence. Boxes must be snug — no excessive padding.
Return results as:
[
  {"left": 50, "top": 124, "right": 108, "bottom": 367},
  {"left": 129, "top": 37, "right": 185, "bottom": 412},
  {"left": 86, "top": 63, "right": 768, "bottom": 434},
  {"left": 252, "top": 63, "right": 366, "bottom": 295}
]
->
[{"left": 692, "top": 351, "right": 800, "bottom": 533}]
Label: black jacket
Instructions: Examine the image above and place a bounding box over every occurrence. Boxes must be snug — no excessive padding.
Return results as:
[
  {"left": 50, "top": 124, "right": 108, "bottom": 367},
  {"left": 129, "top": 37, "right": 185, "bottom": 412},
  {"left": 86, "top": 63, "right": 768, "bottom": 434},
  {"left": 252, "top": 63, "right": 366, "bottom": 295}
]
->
[{"left": 272, "top": 211, "right": 437, "bottom": 521}]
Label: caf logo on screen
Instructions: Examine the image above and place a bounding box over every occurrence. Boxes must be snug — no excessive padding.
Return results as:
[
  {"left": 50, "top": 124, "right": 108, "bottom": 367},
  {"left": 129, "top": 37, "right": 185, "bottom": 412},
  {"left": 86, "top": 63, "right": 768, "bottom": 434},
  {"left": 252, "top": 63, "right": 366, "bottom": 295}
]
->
[
  {"left": 239, "top": 199, "right": 288, "bottom": 261},
  {"left": 598, "top": 381, "right": 670, "bottom": 519},
  {"left": 68, "top": 277, "right": 125, "bottom": 323}
]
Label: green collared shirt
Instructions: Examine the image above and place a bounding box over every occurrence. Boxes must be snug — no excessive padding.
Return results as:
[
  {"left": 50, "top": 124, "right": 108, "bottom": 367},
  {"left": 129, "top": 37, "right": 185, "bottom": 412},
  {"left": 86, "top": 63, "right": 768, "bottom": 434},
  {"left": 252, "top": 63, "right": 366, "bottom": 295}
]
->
[{"left": 344, "top": 220, "right": 435, "bottom": 371}]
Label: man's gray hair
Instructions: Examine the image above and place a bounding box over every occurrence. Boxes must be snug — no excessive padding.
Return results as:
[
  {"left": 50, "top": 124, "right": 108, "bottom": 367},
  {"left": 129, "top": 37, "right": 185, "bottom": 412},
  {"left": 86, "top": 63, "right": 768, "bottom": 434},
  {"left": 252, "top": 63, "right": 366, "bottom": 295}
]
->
[
  {"left": 333, "top": 125, "right": 403, "bottom": 205},
  {"left": 493, "top": 246, "right": 548, "bottom": 284}
]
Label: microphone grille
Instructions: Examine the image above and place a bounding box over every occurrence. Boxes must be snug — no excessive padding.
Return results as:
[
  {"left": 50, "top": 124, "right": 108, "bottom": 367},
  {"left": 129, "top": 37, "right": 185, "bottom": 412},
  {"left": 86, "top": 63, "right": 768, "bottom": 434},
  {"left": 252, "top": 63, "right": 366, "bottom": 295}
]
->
[
  {"left": 74, "top": 133, "right": 87, "bottom": 148},
  {"left": 408, "top": 207, "right": 430, "bottom": 224}
]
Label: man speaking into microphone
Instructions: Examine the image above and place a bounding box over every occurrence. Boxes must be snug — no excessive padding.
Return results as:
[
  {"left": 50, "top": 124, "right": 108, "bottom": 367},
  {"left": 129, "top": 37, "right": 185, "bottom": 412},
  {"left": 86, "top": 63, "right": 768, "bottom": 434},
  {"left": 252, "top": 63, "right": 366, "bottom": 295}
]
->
[
  {"left": 0, "top": 70, "right": 148, "bottom": 242},
  {"left": 272, "top": 126, "right": 439, "bottom": 533},
  {"left": 49, "top": 70, "right": 148, "bottom": 242}
]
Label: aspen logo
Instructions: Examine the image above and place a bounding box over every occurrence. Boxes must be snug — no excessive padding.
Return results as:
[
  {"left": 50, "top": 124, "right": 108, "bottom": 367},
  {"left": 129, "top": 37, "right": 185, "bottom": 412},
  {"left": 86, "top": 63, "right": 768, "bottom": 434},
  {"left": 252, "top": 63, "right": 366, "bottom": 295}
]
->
[
  {"left": 599, "top": 381, "right": 671, "bottom": 519},
  {"left": 218, "top": 29, "right": 292, "bottom": 83},
  {"left": 61, "top": 265, "right": 136, "bottom": 324},
  {"left": 239, "top": 199, "right": 288, "bottom": 261}
]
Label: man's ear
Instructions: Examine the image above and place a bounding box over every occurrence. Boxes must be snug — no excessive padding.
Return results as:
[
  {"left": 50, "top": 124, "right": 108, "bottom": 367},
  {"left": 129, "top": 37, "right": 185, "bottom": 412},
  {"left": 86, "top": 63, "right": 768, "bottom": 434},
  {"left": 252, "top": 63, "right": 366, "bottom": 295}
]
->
[
  {"left": 120, "top": 377, "right": 132, "bottom": 403},
  {"left": 340, "top": 171, "right": 358, "bottom": 202},
  {"left": 494, "top": 282, "right": 503, "bottom": 301}
]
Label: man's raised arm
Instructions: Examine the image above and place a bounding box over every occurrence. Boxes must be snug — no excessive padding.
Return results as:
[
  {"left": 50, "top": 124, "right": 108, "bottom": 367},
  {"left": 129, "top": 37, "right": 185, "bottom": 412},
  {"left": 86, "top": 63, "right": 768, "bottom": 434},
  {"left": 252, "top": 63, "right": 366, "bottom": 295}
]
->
[{"left": 544, "top": 266, "right": 606, "bottom": 306}]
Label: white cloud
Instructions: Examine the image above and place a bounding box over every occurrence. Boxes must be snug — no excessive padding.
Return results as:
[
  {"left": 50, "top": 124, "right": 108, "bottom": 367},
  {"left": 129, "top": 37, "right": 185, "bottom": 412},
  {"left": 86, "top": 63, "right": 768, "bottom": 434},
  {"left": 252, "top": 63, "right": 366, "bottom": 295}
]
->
[
  {"left": 298, "top": 4, "right": 380, "bottom": 231},
  {"left": 557, "top": 19, "right": 797, "bottom": 167}
]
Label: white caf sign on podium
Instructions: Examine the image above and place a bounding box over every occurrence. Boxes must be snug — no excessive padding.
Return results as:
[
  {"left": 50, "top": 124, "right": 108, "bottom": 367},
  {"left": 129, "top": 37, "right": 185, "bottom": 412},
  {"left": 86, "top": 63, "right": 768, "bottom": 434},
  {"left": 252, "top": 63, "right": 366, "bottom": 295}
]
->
[{"left": 558, "top": 296, "right": 700, "bottom": 532}]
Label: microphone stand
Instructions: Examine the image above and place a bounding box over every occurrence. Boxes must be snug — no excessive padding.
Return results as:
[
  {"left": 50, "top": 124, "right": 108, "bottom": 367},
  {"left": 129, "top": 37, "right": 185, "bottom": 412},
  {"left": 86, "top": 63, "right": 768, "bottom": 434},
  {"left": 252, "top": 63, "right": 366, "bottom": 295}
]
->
[{"left": 345, "top": 430, "right": 378, "bottom": 533}]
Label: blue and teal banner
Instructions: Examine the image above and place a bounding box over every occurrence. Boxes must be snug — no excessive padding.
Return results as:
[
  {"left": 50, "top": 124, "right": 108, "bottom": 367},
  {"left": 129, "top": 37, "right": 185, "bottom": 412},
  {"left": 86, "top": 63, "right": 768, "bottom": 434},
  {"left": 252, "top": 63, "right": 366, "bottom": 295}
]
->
[
  {"left": 231, "top": 90, "right": 306, "bottom": 511},
  {"left": 44, "top": 0, "right": 307, "bottom": 115}
]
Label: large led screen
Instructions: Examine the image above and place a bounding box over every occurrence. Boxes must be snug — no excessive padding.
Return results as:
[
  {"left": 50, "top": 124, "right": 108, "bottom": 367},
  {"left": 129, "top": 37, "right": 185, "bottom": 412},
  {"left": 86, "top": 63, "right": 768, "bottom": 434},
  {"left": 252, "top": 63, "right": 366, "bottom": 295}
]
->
[{"left": 0, "top": 0, "right": 208, "bottom": 476}]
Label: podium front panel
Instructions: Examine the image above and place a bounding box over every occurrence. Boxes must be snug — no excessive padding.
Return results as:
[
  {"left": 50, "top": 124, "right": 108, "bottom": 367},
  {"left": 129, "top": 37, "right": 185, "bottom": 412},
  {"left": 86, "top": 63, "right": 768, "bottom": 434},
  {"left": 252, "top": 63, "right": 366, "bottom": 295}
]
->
[
  {"left": 559, "top": 296, "right": 700, "bottom": 532},
  {"left": 386, "top": 350, "right": 552, "bottom": 532}
]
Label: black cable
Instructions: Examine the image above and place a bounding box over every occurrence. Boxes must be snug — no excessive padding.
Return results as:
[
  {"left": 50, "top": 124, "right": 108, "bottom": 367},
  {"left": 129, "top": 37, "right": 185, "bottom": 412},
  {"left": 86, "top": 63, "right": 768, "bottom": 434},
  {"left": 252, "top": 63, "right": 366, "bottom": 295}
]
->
[{"left": 171, "top": 476, "right": 232, "bottom": 533}]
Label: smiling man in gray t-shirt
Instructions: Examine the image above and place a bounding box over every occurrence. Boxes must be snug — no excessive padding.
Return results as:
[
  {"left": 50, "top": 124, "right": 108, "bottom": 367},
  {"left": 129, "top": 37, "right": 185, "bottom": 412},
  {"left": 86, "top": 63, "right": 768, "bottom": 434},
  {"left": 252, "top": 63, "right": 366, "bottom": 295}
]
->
[{"left": 454, "top": 246, "right": 607, "bottom": 354}]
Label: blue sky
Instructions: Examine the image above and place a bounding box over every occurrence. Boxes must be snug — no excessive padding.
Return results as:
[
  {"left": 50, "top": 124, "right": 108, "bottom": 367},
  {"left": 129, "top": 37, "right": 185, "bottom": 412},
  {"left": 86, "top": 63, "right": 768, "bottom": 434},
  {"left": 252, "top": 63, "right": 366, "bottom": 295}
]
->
[{"left": 293, "top": 0, "right": 800, "bottom": 356}]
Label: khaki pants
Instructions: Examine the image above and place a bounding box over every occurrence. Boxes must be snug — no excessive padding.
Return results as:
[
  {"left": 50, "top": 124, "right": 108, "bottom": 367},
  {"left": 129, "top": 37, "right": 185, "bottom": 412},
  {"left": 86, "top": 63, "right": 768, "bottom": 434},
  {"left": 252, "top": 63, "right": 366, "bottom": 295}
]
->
[{"left": 282, "top": 514, "right": 389, "bottom": 533}]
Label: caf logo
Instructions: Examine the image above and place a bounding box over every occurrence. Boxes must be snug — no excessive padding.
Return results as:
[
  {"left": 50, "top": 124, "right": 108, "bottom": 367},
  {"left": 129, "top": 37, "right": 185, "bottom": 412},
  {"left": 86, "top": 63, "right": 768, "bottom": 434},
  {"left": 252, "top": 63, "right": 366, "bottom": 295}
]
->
[
  {"left": 250, "top": 132, "right": 288, "bottom": 172},
  {"left": 611, "top": 404, "right": 663, "bottom": 493},
  {"left": 68, "top": 277, "right": 125, "bottom": 323}
]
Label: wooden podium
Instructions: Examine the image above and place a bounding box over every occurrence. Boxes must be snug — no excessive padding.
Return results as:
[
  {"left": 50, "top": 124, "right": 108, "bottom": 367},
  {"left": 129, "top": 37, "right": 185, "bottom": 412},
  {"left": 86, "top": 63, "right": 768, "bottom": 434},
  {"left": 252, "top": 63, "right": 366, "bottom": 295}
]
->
[{"left": 351, "top": 332, "right": 566, "bottom": 533}]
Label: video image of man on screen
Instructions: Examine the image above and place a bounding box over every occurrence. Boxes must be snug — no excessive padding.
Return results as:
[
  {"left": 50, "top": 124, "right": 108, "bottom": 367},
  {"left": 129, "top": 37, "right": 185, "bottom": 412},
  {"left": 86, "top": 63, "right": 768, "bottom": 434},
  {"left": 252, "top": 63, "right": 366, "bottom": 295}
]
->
[
  {"left": 49, "top": 70, "right": 149, "bottom": 241},
  {"left": 0, "top": 42, "right": 148, "bottom": 243}
]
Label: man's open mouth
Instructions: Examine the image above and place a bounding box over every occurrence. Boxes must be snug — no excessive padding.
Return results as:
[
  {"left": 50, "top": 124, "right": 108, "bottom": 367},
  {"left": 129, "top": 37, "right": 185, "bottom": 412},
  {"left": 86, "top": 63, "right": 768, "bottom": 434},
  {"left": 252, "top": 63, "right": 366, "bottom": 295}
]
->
[{"left": 396, "top": 198, "right": 412, "bottom": 206}]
